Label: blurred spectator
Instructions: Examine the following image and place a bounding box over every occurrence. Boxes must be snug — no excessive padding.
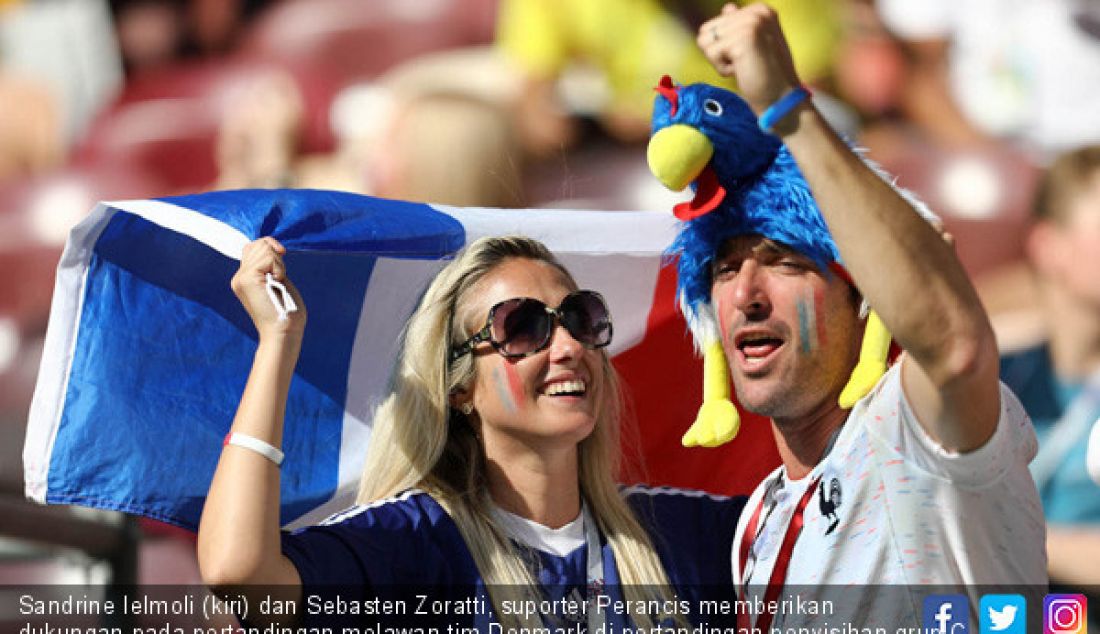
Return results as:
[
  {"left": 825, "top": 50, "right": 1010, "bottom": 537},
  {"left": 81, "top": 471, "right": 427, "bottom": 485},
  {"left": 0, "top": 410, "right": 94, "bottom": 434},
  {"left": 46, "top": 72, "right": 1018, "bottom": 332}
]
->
[
  {"left": 213, "top": 66, "right": 521, "bottom": 206},
  {"left": 276, "top": 49, "right": 522, "bottom": 207},
  {"left": 214, "top": 69, "right": 303, "bottom": 190},
  {"left": 327, "top": 48, "right": 524, "bottom": 206},
  {"left": 352, "top": 0, "right": 846, "bottom": 208},
  {"left": 186, "top": 0, "right": 261, "bottom": 57},
  {"left": 374, "top": 91, "right": 522, "bottom": 207},
  {"left": 497, "top": 0, "right": 844, "bottom": 153},
  {"left": 110, "top": 0, "right": 270, "bottom": 76},
  {"left": 111, "top": 0, "right": 181, "bottom": 73},
  {"left": 0, "top": 68, "right": 63, "bottom": 181},
  {"left": 832, "top": 0, "right": 906, "bottom": 123},
  {"left": 0, "top": 0, "right": 122, "bottom": 149},
  {"left": 999, "top": 145, "right": 1100, "bottom": 594},
  {"left": 876, "top": 0, "right": 1100, "bottom": 163}
]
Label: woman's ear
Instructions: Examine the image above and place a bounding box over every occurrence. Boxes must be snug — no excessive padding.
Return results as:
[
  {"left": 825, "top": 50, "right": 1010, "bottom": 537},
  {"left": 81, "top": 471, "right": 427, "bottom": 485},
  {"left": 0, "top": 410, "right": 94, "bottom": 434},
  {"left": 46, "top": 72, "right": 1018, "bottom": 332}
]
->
[{"left": 449, "top": 388, "right": 474, "bottom": 416}]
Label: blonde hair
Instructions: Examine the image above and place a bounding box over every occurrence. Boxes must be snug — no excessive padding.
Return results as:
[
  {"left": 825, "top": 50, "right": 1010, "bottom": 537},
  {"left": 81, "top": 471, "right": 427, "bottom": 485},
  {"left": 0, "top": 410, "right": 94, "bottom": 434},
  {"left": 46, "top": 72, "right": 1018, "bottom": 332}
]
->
[
  {"left": 357, "top": 236, "right": 681, "bottom": 629},
  {"left": 1034, "top": 144, "right": 1100, "bottom": 225}
]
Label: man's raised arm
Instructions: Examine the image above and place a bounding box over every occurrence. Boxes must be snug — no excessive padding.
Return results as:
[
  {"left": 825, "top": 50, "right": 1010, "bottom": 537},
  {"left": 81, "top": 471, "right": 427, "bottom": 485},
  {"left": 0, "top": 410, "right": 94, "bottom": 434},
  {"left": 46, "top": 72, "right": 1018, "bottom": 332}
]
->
[{"left": 698, "top": 3, "right": 1000, "bottom": 451}]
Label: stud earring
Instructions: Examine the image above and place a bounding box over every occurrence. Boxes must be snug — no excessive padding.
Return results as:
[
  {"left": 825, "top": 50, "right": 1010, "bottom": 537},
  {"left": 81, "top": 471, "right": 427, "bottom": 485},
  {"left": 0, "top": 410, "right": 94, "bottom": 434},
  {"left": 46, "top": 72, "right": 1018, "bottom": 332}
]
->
[{"left": 461, "top": 402, "right": 474, "bottom": 416}]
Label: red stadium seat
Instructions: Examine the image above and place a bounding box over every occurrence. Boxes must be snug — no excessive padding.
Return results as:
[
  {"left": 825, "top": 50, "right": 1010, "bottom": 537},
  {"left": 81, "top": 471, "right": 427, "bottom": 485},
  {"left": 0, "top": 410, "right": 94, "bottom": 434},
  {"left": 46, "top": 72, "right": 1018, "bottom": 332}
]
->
[
  {"left": 239, "top": 0, "right": 498, "bottom": 84},
  {"left": 75, "top": 59, "right": 341, "bottom": 192},
  {"left": 876, "top": 140, "right": 1039, "bottom": 278},
  {"left": 0, "top": 163, "right": 172, "bottom": 512}
]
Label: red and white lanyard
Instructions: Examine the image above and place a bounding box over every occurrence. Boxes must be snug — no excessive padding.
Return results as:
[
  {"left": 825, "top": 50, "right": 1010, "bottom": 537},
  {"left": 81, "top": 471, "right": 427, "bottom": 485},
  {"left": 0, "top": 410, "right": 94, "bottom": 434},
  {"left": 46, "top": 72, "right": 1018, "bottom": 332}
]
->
[{"left": 737, "top": 474, "right": 821, "bottom": 633}]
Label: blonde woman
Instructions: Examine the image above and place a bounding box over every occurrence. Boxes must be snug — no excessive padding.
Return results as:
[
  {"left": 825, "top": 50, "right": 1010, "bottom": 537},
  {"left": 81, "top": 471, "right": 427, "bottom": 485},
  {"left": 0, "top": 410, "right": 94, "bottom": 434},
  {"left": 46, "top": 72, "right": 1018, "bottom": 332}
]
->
[{"left": 197, "top": 235, "right": 744, "bottom": 630}]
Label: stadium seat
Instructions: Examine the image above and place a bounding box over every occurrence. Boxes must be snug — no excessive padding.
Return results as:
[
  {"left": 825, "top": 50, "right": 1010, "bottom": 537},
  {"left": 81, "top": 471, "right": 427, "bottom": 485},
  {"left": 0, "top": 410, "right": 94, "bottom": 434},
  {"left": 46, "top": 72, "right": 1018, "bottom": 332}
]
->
[
  {"left": 239, "top": 0, "right": 498, "bottom": 84},
  {"left": 74, "top": 59, "right": 340, "bottom": 192},
  {"left": 877, "top": 141, "right": 1039, "bottom": 278}
]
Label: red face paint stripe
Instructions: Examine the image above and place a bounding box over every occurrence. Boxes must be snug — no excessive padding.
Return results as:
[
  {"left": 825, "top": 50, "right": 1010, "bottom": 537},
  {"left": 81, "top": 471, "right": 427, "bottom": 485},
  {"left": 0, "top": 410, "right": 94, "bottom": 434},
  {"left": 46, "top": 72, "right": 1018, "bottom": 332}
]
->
[
  {"left": 503, "top": 362, "right": 525, "bottom": 411},
  {"left": 714, "top": 284, "right": 736, "bottom": 349}
]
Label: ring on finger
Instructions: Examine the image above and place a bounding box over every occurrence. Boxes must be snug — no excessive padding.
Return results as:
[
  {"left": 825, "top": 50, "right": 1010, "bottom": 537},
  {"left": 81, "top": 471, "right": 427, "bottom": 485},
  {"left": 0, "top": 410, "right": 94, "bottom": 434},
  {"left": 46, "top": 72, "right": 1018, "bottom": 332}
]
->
[{"left": 711, "top": 25, "right": 720, "bottom": 42}]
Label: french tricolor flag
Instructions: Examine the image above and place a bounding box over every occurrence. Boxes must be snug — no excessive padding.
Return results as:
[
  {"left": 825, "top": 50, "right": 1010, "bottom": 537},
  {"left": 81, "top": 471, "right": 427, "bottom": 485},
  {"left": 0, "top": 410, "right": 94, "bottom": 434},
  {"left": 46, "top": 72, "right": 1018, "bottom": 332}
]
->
[{"left": 23, "top": 189, "right": 777, "bottom": 530}]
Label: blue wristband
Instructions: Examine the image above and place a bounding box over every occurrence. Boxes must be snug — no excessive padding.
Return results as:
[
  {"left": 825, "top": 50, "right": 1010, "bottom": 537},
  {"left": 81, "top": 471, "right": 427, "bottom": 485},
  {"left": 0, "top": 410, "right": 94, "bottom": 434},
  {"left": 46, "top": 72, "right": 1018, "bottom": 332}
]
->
[{"left": 758, "top": 86, "right": 811, "bottom": 134}]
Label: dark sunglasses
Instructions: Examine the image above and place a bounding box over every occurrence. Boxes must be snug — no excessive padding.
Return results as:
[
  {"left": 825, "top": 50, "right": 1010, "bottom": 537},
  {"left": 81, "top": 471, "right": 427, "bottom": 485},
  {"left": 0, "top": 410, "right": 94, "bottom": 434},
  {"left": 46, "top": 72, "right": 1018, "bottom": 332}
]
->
[{"left": 450, "top": 290, "right": 613, "bottom": 362}]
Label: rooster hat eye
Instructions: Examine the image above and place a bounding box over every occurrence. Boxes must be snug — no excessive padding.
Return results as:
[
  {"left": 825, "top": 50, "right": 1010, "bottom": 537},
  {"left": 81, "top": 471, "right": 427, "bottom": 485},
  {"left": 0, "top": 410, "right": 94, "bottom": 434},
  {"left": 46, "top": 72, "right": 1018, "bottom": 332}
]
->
[{"left": 703, "top": 99, "right": 723, "bottom": 116}]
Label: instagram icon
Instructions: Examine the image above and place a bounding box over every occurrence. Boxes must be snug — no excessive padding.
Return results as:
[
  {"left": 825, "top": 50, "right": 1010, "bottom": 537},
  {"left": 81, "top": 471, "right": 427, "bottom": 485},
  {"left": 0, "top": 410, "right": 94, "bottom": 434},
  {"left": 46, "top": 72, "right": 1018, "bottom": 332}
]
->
[{"left": 1045, "top": 594, "right": 1088, "bottom": 634}]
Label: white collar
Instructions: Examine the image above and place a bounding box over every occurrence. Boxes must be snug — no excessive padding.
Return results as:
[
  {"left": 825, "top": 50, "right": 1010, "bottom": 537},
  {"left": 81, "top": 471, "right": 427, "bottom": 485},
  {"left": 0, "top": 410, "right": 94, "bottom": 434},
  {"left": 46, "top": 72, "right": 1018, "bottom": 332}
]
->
[
  {"left": 491, "top": 502, "right": 608, "bottom": 634},
  {"left": 490, "top": 505, "right": 585, "bottom": 557}
]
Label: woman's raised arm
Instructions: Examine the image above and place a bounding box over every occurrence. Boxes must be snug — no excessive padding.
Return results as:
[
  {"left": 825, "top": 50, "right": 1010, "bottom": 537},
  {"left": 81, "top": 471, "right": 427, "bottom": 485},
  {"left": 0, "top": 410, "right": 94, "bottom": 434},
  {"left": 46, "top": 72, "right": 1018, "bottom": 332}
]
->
[{"left": 197, "top": 238, "right": 306, "bottom": 622}]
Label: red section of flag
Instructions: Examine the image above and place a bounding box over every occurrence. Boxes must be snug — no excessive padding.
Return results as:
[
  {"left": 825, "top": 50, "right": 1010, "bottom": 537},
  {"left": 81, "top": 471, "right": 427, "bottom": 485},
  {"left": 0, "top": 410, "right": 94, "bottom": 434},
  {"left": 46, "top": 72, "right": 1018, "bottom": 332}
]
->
[{"left": 613, "top": 262, "right": 779, "bottom": 496}]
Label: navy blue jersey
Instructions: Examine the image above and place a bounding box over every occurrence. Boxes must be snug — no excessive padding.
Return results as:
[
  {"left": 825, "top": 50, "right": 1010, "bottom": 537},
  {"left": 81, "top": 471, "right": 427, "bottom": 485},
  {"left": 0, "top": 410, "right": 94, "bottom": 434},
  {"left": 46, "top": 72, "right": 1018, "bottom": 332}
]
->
[{"left": 281, "top": 487, "right": 744, "bottom": 629}]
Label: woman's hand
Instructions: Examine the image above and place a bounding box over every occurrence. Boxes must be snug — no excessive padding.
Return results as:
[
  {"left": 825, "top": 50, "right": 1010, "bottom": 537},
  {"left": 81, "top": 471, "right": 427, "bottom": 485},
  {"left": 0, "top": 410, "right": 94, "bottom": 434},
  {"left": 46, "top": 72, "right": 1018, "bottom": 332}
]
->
[{"left": 231, "top": 237, "right": 307, "bottom": 341}]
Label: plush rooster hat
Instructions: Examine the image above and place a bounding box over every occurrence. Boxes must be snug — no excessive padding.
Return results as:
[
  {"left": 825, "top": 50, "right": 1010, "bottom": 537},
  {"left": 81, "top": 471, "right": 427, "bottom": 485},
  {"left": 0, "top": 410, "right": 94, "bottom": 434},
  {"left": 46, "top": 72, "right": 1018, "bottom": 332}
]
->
[{"left": 647, "top": 76, "right": 935, "bottom": 447}]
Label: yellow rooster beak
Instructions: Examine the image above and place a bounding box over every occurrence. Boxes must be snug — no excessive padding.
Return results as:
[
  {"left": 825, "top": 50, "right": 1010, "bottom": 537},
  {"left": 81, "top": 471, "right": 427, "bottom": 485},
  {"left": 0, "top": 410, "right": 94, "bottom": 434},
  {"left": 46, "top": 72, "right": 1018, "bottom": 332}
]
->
[{"left": 647, "top": 124, "right": 714, "bottom": 192}]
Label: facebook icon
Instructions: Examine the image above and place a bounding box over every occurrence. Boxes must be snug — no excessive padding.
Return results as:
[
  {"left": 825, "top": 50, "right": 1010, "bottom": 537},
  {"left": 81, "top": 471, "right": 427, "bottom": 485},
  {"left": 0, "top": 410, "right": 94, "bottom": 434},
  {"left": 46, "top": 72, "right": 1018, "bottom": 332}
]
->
[{"left": 923, "top": 595, "right": 970, "bottom": 634}]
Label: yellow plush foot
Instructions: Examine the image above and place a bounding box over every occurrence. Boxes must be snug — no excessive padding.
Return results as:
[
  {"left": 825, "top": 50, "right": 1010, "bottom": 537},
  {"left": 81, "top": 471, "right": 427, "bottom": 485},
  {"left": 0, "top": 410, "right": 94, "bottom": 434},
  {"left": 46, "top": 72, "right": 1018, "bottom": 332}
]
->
[
  {"left": 682, "top": 399, "right": 740, "bottom": 447},
  {"left": 838, "top": 360, "right": 887, "bottom": 409},
  {"left": 682, "top": 339, "right": 741, "bottom": 447},
  {"left": 838, "top": 310, "right": 890, "bottom": 409}
]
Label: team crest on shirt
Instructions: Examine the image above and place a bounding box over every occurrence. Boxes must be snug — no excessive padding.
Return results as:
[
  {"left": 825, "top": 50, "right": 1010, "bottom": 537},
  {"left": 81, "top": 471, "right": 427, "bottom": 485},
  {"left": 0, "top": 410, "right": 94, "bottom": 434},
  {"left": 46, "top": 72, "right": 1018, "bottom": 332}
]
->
[{"left": 818, "top": 477, "right": 842, "bottom": 535}]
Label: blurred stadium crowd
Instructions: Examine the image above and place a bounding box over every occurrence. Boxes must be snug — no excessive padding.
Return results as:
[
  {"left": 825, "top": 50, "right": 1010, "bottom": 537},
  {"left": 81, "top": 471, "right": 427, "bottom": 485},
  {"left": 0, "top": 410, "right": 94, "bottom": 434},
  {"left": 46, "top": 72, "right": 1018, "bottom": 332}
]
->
[{"left": 1, "top": 0, "right": 1099, "bottom": 597}]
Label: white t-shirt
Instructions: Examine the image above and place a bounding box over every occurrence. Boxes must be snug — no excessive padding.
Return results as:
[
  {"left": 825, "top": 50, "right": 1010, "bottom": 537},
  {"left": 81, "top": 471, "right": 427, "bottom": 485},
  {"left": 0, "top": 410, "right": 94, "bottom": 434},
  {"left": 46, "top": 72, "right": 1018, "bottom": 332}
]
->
[
  {"left": 491, "top": 504, "right": 586, "bottom": 556},
  {"left": 877, "top": 0, "right": 1100, "bottom": 161},
  {"left": 732, "top": 363, "right": 1048, "bottom": 628}
]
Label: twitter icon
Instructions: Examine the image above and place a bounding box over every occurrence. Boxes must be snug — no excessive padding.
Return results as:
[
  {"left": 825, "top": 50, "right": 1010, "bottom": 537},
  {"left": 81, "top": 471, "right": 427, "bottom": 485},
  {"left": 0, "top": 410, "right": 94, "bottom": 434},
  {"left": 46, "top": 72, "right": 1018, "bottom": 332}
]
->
[{"left": 980, "top": 594, "right": 1026, "bottom": 634}]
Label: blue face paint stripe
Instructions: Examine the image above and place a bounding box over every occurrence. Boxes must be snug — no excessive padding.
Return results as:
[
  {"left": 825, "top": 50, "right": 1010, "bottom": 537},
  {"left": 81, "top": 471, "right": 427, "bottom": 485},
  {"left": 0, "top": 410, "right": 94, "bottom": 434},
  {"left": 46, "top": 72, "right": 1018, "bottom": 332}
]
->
[
  {"left": 492, "top": 366, "right": 518, "bottom": 414},
  {"left": 797, "top": 299, "right": 812, "bottom": 354}
]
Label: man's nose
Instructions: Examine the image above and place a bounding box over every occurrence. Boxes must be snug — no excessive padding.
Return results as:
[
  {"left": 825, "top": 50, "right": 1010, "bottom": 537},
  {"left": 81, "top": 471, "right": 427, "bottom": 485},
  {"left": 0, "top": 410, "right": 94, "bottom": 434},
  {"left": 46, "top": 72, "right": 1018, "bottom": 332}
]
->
[{"left": 731, "top": 259, "right": 769, "bottom": 315}]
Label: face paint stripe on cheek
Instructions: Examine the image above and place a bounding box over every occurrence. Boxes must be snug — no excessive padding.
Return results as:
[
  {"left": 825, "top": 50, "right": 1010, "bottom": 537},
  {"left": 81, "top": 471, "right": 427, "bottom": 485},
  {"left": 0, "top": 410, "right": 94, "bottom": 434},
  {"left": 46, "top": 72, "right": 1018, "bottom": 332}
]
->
[
  {"left": 797, "top": 288, "right": 818, "bottom": 355},
  {"left": 715, "top": 284, "right": 735, "bottom": 348},
  {"left": 797, "top": 299, "right": 811, "bottom": 354},
  {"left": 492, "top": 365, "right": 518, "bottom": 414},
  {"left": 503, "top": 362, "right": 526, "bottom": 411},
  {"left": 814, "top": 286, "right": 827, "bottom": 348}
]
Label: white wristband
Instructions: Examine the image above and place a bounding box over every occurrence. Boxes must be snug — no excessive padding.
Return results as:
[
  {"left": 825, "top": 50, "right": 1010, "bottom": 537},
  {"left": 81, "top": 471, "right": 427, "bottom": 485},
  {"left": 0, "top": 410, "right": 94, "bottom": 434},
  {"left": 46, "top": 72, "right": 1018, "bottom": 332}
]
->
[{"left": 225, "top": 432, "right": 285, "bottom": 466}]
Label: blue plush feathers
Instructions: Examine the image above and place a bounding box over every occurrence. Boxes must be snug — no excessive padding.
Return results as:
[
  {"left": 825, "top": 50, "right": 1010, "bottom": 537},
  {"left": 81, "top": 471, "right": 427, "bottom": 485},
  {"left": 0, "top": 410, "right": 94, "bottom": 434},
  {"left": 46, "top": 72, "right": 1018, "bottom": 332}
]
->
[{"left": 652, "top": 81, "right": 841, "bottom": 322}]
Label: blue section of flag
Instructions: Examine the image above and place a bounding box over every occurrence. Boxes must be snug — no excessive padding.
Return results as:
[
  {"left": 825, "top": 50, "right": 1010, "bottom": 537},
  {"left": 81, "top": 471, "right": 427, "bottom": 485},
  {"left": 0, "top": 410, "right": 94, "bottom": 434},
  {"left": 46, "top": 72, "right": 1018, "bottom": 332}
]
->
[
  {"left": 42, "top": 191, "right": 467, "bottom": 529},
  {"left": 161, "top": 189, "right": 466, "bottom": 257}
]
